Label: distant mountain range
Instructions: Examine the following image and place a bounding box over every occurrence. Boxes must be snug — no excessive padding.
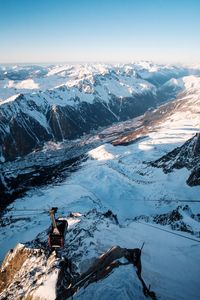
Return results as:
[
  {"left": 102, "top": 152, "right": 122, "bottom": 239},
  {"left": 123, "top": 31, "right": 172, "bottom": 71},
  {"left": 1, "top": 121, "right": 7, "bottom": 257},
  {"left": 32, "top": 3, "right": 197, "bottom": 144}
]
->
[{"left": 1, "top": 62, "right": 200, "bottom": 162}]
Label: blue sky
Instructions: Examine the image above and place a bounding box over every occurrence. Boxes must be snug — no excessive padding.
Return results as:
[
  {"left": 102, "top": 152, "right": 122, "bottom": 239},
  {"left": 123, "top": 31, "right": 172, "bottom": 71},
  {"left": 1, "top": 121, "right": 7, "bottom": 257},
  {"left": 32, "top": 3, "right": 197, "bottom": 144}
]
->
[{"left": 0, "top": 0, "right": 200, "bottom": 63}]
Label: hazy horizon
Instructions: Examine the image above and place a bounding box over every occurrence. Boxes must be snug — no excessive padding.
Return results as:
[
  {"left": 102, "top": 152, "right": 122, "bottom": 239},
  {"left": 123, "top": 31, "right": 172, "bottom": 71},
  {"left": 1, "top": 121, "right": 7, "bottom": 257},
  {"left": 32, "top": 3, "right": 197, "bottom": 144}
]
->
[
  {"left": 0, "top": 60, "right": 199, "bottom": 67},
  {"left": 1, "top": 0, "right": 200, "bottom": 64}
]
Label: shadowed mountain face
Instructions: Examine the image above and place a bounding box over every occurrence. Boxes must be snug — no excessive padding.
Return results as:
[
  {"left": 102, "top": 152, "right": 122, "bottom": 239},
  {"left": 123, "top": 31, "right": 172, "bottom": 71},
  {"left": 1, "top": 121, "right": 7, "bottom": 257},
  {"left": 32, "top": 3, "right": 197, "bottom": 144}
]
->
[
  {"left": 0, "top": 92, "right": 158, "bottom": 162},
  {"left": 151, "top": 133, "right": 200, "bottom": 186}
]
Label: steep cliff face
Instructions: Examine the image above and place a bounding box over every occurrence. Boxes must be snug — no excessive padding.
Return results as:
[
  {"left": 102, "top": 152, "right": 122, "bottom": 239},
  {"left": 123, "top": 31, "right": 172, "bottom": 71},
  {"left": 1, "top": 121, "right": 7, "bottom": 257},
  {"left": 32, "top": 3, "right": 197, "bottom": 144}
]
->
[
  {"left": 0, "top": 211, "right": 156, "bottom": 300},
  {"left": 151, "top": 133, "right": 200, "bottom": 186},
  {"left": 0, "top": 244, "right": 155, "bottom": 300},
  {"left": 0, "top": 243, "right": 59, "bottom": 300}
]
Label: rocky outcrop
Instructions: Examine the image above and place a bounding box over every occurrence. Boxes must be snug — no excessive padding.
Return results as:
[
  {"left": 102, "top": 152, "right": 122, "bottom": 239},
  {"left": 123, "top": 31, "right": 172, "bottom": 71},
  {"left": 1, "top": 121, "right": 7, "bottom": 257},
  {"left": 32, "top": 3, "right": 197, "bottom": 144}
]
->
[
  {"left": 0, "top": 244, "right": 156, "bottom": 300},
  {"left": 57, "top": 246, "right": 156, "bottom": 300},
  {"left": 0, "top": 210, "right": 156, "bottom": 300},
  {"left": 0, "top": 244, "right": 58, "bottom": 300},
  {"left": 134, "top": 205, "right": 200, "bottom": 237},
  {"left": 151, "top": 133, "right": 200, "bottom": 186}
]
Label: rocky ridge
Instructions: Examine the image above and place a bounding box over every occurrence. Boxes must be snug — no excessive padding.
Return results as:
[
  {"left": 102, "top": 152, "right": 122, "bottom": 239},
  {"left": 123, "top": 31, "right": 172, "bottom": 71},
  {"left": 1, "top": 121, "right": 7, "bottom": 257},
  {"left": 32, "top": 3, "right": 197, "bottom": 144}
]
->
[
  {"left": 151, "top": 133, "right": 200, "bottom": 186},
  {"left": 0, "top": 210, "right": 156, "bottom": 300}
]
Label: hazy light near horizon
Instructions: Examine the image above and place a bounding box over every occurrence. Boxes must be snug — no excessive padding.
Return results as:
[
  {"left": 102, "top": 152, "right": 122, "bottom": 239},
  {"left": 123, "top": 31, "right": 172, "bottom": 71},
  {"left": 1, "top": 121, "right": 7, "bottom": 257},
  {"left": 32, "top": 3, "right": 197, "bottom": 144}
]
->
[{"left": 0, "top": 0, "right": 200, "bottom": 64}]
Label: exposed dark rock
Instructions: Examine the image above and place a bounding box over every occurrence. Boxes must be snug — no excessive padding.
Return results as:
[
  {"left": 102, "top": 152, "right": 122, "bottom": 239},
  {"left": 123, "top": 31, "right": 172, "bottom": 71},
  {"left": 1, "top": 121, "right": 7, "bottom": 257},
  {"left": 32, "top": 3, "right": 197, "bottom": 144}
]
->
[
  {"left": 134, "top": 205, "right": 200, "bottom": 237},
  {"left": 151, "top": 133, "right": 200, "bottom": 186},
  {"left": 187, "top": 165, "right": 200, "bottom": 186},
  {"left": 0, "top": 142, "right": 92, "bottom": 213},
  {"left": 56, "top": 246, "right": 156, "bottom": 300},
  {"left": 103, "top": 210, "right": 119, "bottom": 224},
  {"left": 0, "top": 243, "right": 156, "bottom": 300}
]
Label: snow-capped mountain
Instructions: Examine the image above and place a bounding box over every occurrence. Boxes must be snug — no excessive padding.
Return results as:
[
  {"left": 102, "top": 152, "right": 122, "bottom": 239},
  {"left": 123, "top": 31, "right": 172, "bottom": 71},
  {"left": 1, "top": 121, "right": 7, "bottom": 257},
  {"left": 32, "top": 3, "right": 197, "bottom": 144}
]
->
[
  {"left": 1, "top": 62, "right": 199, "bottom": 101},
  {"left": 0, "top": 62, "right": 191, "bottom": 100},
  {"left": 0, "top": 64, "right": 158, "bottom": 163},
  {"left": 1, "top": 62, "right": 200, "bottom": 163}
]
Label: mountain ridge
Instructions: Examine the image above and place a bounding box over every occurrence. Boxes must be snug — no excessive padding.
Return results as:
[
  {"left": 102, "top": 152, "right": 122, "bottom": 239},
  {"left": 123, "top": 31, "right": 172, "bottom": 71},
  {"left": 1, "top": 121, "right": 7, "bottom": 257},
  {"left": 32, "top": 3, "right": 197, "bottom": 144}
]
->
[{"left": 1, "top": 63, "right": 199, "bottom": 163}]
